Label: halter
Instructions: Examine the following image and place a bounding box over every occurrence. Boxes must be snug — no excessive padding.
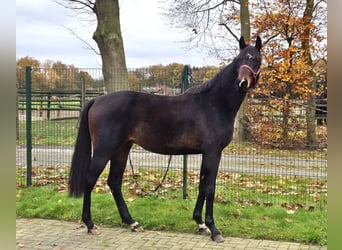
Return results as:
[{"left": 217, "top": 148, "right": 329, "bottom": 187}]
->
[{"left": 239, "top": 64, "right": 261, "bottom": 82}]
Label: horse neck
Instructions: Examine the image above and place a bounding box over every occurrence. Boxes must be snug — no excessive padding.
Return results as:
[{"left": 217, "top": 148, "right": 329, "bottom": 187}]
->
[{"left": 209, "top": 63, "right": 247, "bottom": 114}]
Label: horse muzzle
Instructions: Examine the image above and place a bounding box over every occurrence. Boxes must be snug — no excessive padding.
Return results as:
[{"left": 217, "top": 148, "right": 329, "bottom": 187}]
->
[
  {"left": 237, "top": 77, "right": 252, "bottom": 93},
  {"left": 237, "top": 65, "right": 261, "bottom": 92},
  {"left": 238, "top": 78, "right": 249, "bottom": 89}
]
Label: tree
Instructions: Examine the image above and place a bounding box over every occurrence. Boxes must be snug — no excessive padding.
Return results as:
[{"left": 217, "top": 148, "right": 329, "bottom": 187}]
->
[
  {"left": 54, "top": 0, "right": 128, "bottom": 92},
  {"left": 16, "top": 56, "right": 41, "bottom": 88},
  {"left": 16, "top": 56, "right": 100, "bottom": 91},
  {"left": 302, "top": 0, "right": 319, "bottom": 148},
  {"left": 250, "top": 0, "right": 327, "bottom": 148}
]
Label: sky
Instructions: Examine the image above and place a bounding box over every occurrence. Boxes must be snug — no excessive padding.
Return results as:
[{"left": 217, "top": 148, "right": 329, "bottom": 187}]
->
[{"left": 16, "top": 0, "right": 220, "bottom": 69}]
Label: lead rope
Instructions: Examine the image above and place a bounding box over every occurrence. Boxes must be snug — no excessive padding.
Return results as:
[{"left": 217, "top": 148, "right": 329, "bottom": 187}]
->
[{"left": 128, "top": 153, "right": 172, "bottom": 196}]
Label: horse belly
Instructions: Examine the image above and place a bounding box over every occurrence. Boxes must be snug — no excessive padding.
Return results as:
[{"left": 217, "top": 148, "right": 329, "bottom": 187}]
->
[{"left": 130, "top": 125, "right": 202, "bottom": 155}]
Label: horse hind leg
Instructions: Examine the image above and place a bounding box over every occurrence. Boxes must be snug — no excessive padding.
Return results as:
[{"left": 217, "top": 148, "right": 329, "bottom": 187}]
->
[
  {"left": 82, "top": 154, "right": 109, "bottom": 235},
  {"left": 107, "top": 144, "right": 144, "bottom": 232}
]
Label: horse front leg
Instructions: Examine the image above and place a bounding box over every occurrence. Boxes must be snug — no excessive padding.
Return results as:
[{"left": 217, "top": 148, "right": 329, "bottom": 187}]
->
[
  {"left": 193, "top": 167, "right": 211, "bottom": 236},
  {"left": 194, "top": 151, "right": 224, "bottom": 242}
]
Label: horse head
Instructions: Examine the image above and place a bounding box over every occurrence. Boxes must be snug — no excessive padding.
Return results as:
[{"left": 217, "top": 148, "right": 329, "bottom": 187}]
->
[{"left": 236, "top": 36, "right": 262, "bottom": 92}]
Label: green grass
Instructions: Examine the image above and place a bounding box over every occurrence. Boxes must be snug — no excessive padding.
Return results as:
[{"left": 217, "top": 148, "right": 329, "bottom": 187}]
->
[
  {"left": 17, "top": 119, "right": 78, "bottom": 146},
  {"left": 18, "top": 100, "right": 81, "bottom": 110},
  {"left": 16, "top": 186, "right": 327, "bottom": 245}
]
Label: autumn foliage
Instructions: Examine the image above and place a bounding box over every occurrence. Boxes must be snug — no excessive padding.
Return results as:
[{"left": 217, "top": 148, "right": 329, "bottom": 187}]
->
[{"left": 243, "top": 0, "right": 327, "bottom": 148}]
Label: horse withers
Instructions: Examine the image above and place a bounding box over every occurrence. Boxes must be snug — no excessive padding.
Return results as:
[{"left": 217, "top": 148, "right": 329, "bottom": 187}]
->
[{"left": 69, "top": 36, "right": 262, "bottom": 242}]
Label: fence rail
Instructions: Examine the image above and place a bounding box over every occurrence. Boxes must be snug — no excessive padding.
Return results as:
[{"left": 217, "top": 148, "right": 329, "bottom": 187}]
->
[
  {"left": 16, "top": 66, "right": 327, "bottom": 209},
  {"left": 16, "top": 88, "right": 106, "bottom": 119}
]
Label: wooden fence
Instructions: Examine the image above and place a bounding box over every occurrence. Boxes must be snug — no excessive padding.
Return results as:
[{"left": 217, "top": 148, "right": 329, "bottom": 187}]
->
[{"left": 16, "top": 89, "right": 105, "bottom": 121}]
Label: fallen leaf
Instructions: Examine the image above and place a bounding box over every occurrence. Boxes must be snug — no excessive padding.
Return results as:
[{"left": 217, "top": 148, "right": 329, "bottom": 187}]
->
[
  {"left": 285, "top": 218, "right": 293, "bottom": 223},
  {"left": 17, "top": 243, "right": 24, "bottom": 248},
  {"left": 127, "top": 197, "right": 135, "bottom": 202},
  {"left": 214, "top": 196, "right": 227, "bottom": 203},
  {"left": 278, "top": 180, "right": 285, "bottom": 186},
  {"left": 263, "top": 202, "right": 273, "bottom": 207},
  {"left": 308, "top": 206, "right": 315, "bottom": 211},
  {"left": 233, "top": 209, "right": 242, "bottom": 217}
]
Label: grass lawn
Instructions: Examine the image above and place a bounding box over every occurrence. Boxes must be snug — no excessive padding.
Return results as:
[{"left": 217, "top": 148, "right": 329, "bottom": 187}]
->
[{"left": 16, "top": 186, "right": 327, "bottom": 245}]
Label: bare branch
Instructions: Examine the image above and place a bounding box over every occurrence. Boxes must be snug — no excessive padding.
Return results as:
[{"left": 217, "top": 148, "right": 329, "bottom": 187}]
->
[
  {"left": 313, "top": 0, "right": 326, "bottom": 13},
  {"left": 218, "top": 23, "right": 239, "bottom": 41},
  {"left": 263, "top": 33, "right": 280, "bottom": 45},
  {"left": 62, "top": 25, "right": 100, "bottom": 55},
  {"left": 53, "top": 0, "right": 96, "bottom": 13},
  {"left": 196, "top": 0, "right": 228, "bottom": 13}
]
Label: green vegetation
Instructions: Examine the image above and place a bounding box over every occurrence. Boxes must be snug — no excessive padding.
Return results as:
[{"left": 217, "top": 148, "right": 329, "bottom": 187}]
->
[
  {"left": 16, "top": 186, "right": 327, "bottom": 245},
  {"left": 17, "top": 100, "right": 81, "bottom": 111},
  {"left": 17, "top": 119, "right": 78, "bottom": 146}
]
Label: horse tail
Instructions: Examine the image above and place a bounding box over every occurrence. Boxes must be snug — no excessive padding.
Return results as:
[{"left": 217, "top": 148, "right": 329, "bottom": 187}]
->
[{"left": 69, "top": 99, "right": 95, "bottom": 198}]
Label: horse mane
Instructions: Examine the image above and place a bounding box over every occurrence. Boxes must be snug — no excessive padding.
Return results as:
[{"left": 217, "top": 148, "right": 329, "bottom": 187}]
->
[
  {"left": 185, "top": 78, "right": 215, "bottom": 94},
  {"left": 185, "top": 60, "right": 237, "bottom": 95}
]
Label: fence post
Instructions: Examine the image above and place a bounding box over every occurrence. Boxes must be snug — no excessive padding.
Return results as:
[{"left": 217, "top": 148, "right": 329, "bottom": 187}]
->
[
  {"left": 16, "top": 85, "right": 19, "bottom": 140},
  {"left": 25, "top": 66, "right": 32, "bottom": 186},
  {"left": 47, "top": 92, "right": 51, "bottom": 120},
  {"left": 182, "top": 65, "right": 190, "bottom": 199},
  {"left": 81, "top": 77, "right": 86, "bottom": 110}
]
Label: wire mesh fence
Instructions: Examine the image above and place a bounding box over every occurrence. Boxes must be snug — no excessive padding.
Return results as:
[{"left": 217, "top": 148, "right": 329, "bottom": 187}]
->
[{"left": 16, "top": 66, "right": 327, "bottom": 209}]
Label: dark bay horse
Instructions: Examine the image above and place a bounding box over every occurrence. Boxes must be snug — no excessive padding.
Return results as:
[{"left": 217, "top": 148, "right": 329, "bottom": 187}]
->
[{"left": 69, "top": 36, "right": 262, "bottom": 242}]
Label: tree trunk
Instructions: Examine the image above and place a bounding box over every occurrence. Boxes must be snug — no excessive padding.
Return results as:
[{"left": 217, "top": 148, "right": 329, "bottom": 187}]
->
[
  {"left": 93, "top": 0, "right": 128, "bottom": 92},
  {"left": 240, "top": 0, "right": 251, "bottom": 43},
  {"left": 302, "top": 0, "right": 317, "bottom": 149},
  {"left": 282, "top": 104, "right": 290, "bottom": 147},
  {"left": 236, "top": 0, "right": 251, "bottom": 142}
]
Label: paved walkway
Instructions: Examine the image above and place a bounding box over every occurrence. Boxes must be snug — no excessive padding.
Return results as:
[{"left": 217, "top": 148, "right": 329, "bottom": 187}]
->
[{"left": 16, "top": 218, "right": 326, "bottom": 250}]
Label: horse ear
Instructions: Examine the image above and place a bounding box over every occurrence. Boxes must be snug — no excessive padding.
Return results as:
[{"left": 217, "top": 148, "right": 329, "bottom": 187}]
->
[
  {"left": 255, "top": 36, "right": 262, "bottom": 51},
  {"left": 239, "top": 36, "right": 247, "bottom": 50}
]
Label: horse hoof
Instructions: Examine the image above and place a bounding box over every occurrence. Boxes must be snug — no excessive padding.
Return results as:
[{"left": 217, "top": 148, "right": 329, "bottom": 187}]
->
[
  {"left": 198, "top": 227, "right": 211, "bottom": 236},
  {"left": 211, "top": 234, "right": 224, "bottom": 243},
  {"left": 88, "top": 225, "right": 101, "bottom": 235},
  {"left": 131, "top": 222, "right": 144, "bottom": 232}
]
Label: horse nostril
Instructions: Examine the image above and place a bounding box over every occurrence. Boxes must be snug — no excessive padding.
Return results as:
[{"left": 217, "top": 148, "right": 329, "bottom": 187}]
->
[{"left": 239, "top": 78, "right": 248, "bottom": 89}]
